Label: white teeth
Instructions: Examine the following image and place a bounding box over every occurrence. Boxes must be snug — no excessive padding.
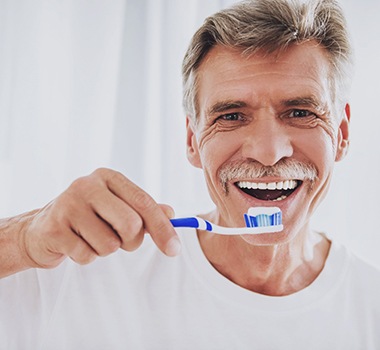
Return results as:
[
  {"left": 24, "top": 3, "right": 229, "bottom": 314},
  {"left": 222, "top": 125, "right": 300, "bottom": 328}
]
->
[
  {"left": 237, "top": 180, "right": 298, "bottom": 191},
  {"left": 258, "top": 183, "right": 267, "bottom": 190},
  {"left": 236, "top": 180, "right": 299, "bottom": 202},
  {"left": 272, "top": 195, "right": 288, "bottom": 202}
]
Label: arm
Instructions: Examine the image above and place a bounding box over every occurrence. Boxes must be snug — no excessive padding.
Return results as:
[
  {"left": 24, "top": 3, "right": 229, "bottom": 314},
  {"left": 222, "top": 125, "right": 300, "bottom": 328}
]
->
[
  {"left": 0, "top": 168, "right": 181, "bottom": 279},
  {"left": 0, "top": 210, "right": 41, "bottom": 278}
]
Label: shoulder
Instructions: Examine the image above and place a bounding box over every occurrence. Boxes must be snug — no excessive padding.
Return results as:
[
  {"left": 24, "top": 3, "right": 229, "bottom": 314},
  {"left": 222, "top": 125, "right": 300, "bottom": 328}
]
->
[
  {"left": 338, "top": 245, "right": 380, "bottom": 311},
  {"left": 344, "top": 242, "right": 380, "bottom": 279},
  {"left": 327, "top": 239, "right": 380, "bottom": 296},
  {"left": 329, "top": 239, "right": 380, "bottom": 278},
  {"left": 348, "top": 251, "right": 380, "bottom": 285}
]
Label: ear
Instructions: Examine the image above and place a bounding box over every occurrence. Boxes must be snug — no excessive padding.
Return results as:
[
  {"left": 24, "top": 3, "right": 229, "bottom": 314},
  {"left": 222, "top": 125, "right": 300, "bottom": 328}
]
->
[
  {"left": 335, "top": 103, "right": 351, "bottom": 162},
  {"left": 186, "top": 117, "right": 202, "bottom": 168}
]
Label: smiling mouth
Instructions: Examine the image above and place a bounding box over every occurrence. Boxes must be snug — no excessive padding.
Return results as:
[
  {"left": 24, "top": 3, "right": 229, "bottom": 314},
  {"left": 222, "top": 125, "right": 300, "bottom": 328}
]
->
[{"left": 235, "top": 180, "right": 301, "bottom": 201}]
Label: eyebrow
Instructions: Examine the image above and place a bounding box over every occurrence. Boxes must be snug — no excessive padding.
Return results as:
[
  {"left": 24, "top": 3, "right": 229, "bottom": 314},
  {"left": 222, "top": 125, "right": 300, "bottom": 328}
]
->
[
  {"left": 206, "top": 96, "right": 327, "bottom": 116},
  {"left": 281, "top": 96, "right": 324, "bottom": 111},
  {"left": 206, "top": 100, "right": 248, "bottom": 116}
]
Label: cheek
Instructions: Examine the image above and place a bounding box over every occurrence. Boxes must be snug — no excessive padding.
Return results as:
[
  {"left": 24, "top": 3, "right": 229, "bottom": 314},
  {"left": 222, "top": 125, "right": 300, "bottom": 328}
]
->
[
  {"left": 295, "top": 127, "right": 336, "bottom": 177},
  {"left": 198, "top": 130, "right": 243, "bottom": 172}
]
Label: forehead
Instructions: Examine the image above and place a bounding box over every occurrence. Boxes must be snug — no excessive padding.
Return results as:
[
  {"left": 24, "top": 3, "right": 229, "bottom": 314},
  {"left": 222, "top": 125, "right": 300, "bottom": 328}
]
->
[{"left": 196, "top": 42, "right": 332, "bottom": 114}]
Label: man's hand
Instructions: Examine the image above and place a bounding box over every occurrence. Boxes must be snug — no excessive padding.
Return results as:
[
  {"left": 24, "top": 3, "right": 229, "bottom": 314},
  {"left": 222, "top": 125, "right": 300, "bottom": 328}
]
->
[{"left": 1, "top": 168, "right": 181, "bottom": 276}]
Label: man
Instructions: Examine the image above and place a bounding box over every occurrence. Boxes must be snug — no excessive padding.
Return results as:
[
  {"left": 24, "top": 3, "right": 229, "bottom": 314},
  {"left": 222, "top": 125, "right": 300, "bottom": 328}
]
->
[{"left": 1, "top": 0, "right": 379, "bottom": 349}]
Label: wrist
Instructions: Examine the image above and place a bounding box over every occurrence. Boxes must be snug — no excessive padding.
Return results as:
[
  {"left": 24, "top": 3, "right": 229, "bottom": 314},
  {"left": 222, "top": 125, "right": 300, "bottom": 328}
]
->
[{"left": 0, "top": 210, "right": 40, "bottom": 278}]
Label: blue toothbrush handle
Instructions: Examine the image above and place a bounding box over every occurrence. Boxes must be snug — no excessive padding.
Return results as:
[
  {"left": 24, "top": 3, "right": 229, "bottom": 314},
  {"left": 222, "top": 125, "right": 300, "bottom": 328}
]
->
[
  {"left": 170, "top": 217, "right": 200, "bottom": 229},
  {"left": 170, "top": 217, "right": 213, "bottom": 231}
]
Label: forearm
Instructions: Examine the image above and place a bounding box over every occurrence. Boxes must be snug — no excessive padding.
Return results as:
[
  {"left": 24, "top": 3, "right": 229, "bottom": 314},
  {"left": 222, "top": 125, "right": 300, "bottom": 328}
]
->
[{"left": 0, "top": 210, "right": 39, "bottom": 279}]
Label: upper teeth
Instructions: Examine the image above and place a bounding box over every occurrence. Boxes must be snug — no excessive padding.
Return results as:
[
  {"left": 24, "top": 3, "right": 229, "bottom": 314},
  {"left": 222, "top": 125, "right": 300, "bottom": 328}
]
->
[{"left": 237, "top": 180, "right": 298, "bottom": 190}]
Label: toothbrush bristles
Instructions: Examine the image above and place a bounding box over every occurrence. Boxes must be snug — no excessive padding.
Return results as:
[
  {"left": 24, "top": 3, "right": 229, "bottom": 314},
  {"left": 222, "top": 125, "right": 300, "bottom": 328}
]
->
[{"left": 244, "top": 209, "right": 282, "bottom": 228}]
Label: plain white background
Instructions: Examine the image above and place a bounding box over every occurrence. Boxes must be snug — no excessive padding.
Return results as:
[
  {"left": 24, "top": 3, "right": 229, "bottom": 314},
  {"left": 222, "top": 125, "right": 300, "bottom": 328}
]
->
[{"left": 0, "top": 0, "right": 379, "bottom": 266}]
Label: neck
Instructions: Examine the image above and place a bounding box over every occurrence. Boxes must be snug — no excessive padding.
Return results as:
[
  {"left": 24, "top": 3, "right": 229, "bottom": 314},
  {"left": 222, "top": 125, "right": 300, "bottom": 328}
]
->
[{"left": 197, "top": 216, "right": 331, "bottom": 296}]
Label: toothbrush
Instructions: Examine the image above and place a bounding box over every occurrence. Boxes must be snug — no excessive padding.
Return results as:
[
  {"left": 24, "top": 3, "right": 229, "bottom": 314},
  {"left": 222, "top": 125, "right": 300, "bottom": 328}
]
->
[{"left": 170, "top": 207, "right": 283, "bottom": 235}]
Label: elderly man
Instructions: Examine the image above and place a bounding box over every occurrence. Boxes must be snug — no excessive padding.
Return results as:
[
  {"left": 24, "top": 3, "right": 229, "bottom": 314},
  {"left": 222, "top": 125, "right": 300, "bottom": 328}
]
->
[{"left": 1, "top": 0, "right": 379, "bottom": 349}]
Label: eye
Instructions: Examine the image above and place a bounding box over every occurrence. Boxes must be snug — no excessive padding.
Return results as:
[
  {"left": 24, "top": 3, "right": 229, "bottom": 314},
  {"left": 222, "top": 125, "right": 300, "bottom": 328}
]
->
[
  {"left": 288, "top": 109, "right": 316, "bottom": 118},
  {"left": 283, "top": 108, "right": 322, "bottom": 129},
  {"left": 217, "top": 112, "right": 244, "bottom": 122}
]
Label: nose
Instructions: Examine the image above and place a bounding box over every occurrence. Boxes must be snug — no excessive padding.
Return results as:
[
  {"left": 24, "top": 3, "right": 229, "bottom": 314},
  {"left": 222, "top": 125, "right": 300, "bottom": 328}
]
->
[{"left": 241, "top": 116, "right": 293, "bottom": 166}]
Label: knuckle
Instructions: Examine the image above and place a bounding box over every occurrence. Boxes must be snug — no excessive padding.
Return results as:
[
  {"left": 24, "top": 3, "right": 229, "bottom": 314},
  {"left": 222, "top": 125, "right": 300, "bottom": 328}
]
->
[
  {"left": 121, "top": 235, "right": 144, "bottom": 252},
  {"left": 159, "top": 204, "right": 175, "bottom": 219},
  {"left": 75, "top": 254, "right": 97, "bottom": 265},
  {"left": 123, "top": 214, "right": 143, "bottom": 235},
  {"left": 103, "top": 207, "right": 144, "bottom": 245},
  {"left": 133, "top": 191, "right": 155, "bottom": 212},
  {"left": 71, "top": 243, "right": 97, "bottom": 265},
  {"left": 109, "top": 169, "right": 127, "bottom": 182},
  {"left": 72, "top": 168, "right": 117, "bottom": 191},
  {"left": 117, "top": 217, "right": 144, "bottom": 251},
  {"left": 66, "top": 170, "right": 111, "bottom": 205},
  {"left": 70, "top": 175, "right": 92, "bottom": 192},
  {"left": 63, "top": 178, "right": 95, "bottom": 206},
  {"left": 97, "top": 237, "right": 121, "bottom": 257},
  {"left": 103, "top": 168, "right": 129, "bottom": 188},
  {"left": 91, "top": 167, "right": 112, "bottom": 179}
]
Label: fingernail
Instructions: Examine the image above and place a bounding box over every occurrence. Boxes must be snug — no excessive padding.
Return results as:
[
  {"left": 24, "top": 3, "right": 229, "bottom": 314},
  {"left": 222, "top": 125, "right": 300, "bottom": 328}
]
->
[{"left": 165, "top": 237, "right": 181, "bottom": 257}]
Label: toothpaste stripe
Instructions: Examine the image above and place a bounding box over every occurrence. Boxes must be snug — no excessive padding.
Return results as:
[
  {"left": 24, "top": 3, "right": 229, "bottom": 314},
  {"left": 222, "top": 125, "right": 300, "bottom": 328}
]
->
[
  {"left": 244, "top": 214, "right": 251, "bottom": 228},
  {"left": 244, "top": 210, "right": 282, "bottom": 228}
]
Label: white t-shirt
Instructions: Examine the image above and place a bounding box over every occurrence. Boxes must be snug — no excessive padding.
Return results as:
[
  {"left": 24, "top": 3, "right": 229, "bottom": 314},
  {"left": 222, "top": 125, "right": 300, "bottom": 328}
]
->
[{"left": 1, "top": 228, "right": 380, "bottom": 350}]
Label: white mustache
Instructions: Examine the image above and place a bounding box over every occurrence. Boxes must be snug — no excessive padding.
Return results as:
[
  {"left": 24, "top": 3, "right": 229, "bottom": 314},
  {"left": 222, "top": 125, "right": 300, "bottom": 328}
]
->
[{"left": 219, "top": 159, "right": 318, "bottom": 193}]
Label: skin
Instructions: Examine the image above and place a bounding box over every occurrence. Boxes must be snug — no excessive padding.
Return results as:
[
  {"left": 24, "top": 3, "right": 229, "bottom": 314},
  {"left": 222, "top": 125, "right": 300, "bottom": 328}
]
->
[
  {"left": 186, "top": 42, "right": 350, "bottom": 296},
  {"left": 0, "top": 168, "right": 181, "bottom": 278}
]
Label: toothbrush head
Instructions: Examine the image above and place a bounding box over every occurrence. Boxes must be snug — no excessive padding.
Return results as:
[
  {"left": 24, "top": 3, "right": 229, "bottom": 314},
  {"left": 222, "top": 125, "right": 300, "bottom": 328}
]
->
[{"left": 243, "top": 207, "right": 282, "bottom": 228}]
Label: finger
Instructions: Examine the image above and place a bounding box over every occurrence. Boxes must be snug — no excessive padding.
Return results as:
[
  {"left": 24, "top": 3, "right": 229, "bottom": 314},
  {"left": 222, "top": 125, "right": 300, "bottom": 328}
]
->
[
  {"left": 130, "top": 191, "right": 181, "bottom": 257},
  {"left": 88, "top": 190, "right": 146, "bottom": 251},
  {"left": 158, "top": 204, "right": 175, "bottom": 219},
  {"left": 68, "top": 235, "right": 98, "bottom": 265},
  {"left": 70, "top": 209, "right": 122, "bottom": 257},
  {"left": 156, "top": 204, "right": 179, "bottom": 257},
  {"left": 46, "top": 226, "right": 98, "bottom": 265},
  {"left": 105, "top": 172, "right": 181, "bottom": 256}
]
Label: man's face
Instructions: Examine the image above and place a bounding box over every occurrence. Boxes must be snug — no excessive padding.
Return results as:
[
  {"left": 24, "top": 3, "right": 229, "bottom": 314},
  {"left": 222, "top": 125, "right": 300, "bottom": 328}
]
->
[{"left": 186, "top": 42, "right": 350, "bottom": 245}]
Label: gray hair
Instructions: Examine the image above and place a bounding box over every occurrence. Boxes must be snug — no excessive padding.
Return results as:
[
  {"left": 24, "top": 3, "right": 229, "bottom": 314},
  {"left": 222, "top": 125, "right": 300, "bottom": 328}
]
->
[{"left": 182, "top": 0, "right": 353, "bottom": 121}]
